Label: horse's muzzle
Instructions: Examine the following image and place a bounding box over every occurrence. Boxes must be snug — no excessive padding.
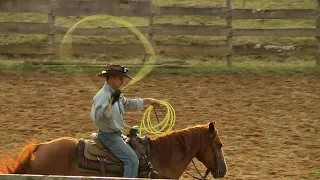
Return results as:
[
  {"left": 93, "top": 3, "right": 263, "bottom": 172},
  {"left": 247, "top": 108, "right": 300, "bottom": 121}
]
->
[{"left": 212, "top": 170, "right": 226, "bottom": 179}]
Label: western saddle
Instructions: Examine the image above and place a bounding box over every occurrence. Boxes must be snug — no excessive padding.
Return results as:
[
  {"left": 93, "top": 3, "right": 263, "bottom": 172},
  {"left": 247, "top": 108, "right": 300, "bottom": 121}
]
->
[{"left": 82, "top": 128, "right": 156, "bottom": 177}]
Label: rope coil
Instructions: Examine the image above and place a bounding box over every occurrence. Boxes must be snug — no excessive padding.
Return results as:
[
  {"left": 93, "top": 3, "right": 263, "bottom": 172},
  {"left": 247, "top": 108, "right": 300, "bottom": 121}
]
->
[
  {"left": 125, "top": 100, "right": 176, "bottom": 137},
  {"left": 139, "top": 100, "right": 176, "bottom": 136}
]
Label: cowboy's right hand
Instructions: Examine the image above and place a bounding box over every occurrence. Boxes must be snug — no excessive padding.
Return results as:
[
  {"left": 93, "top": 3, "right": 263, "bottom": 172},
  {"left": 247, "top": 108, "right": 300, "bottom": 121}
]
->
[
  {"left": 111, "top": 90, "right": 121, "bottom": 105},
  {"left": 150, "top": 99, "right": 160, "bottom": 106}
]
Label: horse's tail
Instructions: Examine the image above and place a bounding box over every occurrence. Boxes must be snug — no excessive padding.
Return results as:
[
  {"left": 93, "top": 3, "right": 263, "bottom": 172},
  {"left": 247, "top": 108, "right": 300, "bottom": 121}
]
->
[{"left": 0, "top": 139, "right": 39, "bottom": 174}]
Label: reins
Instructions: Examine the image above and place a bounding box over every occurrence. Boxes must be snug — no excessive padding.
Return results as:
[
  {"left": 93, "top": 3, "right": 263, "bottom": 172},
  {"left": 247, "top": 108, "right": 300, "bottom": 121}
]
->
[
  {"left": 183, "top": 161, "right": 211, "bottom": 180},
  {"left": 149, "top": 106, "right": 213, "bottom": 180}
]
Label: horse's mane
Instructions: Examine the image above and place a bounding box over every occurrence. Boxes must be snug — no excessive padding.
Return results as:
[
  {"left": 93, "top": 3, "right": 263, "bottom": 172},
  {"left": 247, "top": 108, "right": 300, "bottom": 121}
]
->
[
  {"left": 150, "top": 123, "right": 212, "bottom": 167},
  {"left": 0, "top": 140, "right": 38, "bottom": 174}
]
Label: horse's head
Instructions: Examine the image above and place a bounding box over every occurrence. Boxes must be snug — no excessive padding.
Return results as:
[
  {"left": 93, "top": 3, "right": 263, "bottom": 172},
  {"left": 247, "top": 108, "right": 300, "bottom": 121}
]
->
[{"left": 196, "top": 122, "right": 227, "bottom": 179}]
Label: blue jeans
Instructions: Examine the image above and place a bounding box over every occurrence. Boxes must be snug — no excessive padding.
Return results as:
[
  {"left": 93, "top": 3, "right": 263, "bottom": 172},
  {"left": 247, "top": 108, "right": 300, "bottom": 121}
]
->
[{"left": 97, "top": 130, "right": 139, "bottom": 178}]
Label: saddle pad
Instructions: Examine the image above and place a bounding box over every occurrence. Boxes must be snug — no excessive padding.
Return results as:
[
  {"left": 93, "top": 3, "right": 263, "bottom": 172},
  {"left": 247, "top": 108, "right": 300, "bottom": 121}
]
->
[
  {"left": 83, "top": 140, "right": 120, "bottom": 163},
  {"left": 77, "top": 140, "right": 121, "bottom": 173}
]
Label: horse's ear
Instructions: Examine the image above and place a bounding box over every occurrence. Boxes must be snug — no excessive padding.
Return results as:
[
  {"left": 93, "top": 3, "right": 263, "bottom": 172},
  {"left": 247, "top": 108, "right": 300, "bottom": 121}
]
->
[{"left": 209, "top": 122, "right": 215, "bottom": 132}]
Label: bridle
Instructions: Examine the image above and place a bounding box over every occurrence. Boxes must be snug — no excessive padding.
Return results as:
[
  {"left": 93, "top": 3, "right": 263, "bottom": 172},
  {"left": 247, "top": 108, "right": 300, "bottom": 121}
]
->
[
  {"left": 183, "top": 133, "right": 221, "bottom": 180},
  {"left": 152, "top": 107, "right": 221, "bottom": 179}
]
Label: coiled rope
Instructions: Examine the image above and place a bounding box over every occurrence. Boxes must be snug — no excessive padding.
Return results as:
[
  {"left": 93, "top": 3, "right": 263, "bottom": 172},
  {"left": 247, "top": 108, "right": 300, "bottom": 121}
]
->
[
  {"left": 125, "top": 100, "right": 175, "bottom": 137},
  {"left": 139, "top": 100, "right": 175, "bottom": 136}
]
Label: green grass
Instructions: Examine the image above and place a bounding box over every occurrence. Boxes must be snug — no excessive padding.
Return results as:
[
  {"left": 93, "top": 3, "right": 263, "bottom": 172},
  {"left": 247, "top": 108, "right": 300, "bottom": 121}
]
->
[
  {"left": 0, "top": 0, "right": 317, "bottom": 45},
  {"left": 1, "top": 58, "right": 319, "bottom": 75},
  {"left": 311, "top": 170, "right": 320, "bottom": 178},
  {"left": 0, "top": 0, "right": 318, "bottom": 68},
  {"left": 153, "top": 64, "right": 320, "bottom": 75},
  {"left": 154, "top": 0, "right": 316, "bottom": 8},
  {"left": 0, "top": 12, "right": 47, "bottom": 22}
]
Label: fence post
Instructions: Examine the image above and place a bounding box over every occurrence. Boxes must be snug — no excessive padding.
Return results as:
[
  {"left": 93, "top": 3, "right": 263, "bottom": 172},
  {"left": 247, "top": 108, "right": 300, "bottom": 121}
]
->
[
  {"left": 142, "top": 0, "right": 154, "bottom": 64},
  {"left": 48, "top": 0, "right": 56, "bottom": 60},
  {"left": 226, "top": 0, "right": 233, "bottom": 67},
  {"left": 317, "top": 0, "right": 320, "bottom": 65}
]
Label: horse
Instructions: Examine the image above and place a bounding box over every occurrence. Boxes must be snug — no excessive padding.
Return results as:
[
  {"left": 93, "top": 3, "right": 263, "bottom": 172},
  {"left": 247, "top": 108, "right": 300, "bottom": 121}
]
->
[{"left": 0, "top": 122, "right": 227, "bottom": 179}]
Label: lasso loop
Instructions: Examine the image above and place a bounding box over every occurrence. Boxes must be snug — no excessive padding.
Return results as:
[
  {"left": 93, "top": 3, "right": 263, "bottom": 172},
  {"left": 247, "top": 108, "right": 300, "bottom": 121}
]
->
[
  {"left": 60, "top": 15, "right": 175, "bottom": 136},
  {"left": 60, "top": 14, "right": 156, "bottom": 90}
]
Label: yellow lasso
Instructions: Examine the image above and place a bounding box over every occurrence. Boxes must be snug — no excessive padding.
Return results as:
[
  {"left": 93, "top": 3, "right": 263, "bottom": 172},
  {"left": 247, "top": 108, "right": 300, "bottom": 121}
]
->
[
  {"left": 139, "top": 100, "right": 175, "bottom": 136},
  {"left": 60, "top": 14, "right": 157, "bottom": 90},
  {"left": 60, "top": 15, "right": 176, "bottom": 136},
  {"left": 124, "top": 100, "right": 175, "bottom": 137}
]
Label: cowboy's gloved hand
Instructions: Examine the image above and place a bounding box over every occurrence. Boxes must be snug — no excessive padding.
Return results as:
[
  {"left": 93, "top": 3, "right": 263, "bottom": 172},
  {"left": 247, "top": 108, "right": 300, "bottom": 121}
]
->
[{"left": 111, "top": 90, "right": 121, "bottom": 105}]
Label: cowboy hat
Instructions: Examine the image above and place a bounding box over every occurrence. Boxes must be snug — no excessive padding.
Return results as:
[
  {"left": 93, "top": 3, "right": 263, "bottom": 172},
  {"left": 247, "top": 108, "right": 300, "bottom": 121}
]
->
[{"left": 95, "top": 64, "right": 133, "bottom": 79}]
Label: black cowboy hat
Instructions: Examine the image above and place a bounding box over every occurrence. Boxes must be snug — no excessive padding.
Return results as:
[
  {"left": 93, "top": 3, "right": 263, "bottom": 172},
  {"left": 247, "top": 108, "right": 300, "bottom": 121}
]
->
[{"left": 95, "top": 64, "right": 133, "bottom": 79}]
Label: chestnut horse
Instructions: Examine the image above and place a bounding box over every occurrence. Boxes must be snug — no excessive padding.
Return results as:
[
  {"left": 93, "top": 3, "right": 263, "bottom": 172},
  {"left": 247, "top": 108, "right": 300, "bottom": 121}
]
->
[{"left": 0, "top": 122, "right": 227, "bottom": 179}]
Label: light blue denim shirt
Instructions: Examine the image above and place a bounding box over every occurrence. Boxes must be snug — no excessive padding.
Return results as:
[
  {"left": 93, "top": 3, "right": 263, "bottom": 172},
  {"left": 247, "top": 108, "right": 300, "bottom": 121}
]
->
[{"left": 91, "top": 84, "right": 144, "bottom": 133}]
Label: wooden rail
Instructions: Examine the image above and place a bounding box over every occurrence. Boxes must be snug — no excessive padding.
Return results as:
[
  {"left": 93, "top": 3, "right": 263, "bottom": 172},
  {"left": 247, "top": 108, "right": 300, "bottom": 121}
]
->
[
  {"left": 0, "top": 22, "right": 316, "bottom": 37},
  {"left": 317, "top": 0, "right": 320, "bottom": 65},
  {"left": 156, "top": 7, "right": 317, "bottom": 19},
  {"left": 0, "top": 44, "right": 315, "bottom": 56},
  {"left": 0, "top": 0, "right": 151, "bottom": 16},
  {"left": 0, "top": 174, "right": 160, "bottom": 180}
]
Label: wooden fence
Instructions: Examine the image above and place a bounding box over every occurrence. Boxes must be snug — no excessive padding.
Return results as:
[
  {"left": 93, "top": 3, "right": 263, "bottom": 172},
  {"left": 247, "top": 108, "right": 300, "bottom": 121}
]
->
[
  {"left": 0, "top": 174, "right": 163, "bottom": 180},
  {"left": 0, "top": 0, "right": 319, "bottom": 66}
]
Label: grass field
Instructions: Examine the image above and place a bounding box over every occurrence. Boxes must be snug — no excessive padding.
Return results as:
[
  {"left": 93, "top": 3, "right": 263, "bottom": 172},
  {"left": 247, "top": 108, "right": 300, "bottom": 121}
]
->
[
  {"left": 0, "top": 0, "right": 316, "bottom": 46},
  {"left": 1, "top": 59, "right": 319, "bottom": 76},
  {"left": 0, "top": 0, "right": 318, "bottom": 70}
]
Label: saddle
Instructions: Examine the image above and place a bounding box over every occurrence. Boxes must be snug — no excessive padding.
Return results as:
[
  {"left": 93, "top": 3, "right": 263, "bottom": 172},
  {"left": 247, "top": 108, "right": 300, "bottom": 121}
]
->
[{"left": 77, "top": 128, "right": 154, "bottom": 177}]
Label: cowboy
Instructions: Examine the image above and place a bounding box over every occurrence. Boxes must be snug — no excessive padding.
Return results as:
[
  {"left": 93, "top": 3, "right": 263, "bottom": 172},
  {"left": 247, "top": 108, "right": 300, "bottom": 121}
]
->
[{"left": 90, "top": 64, "right": 159, "bottom": 178}]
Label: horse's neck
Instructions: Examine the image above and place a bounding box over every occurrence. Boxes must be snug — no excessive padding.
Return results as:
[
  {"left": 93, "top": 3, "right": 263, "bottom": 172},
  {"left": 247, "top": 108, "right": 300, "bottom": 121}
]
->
[{"left": 149, "top": 130, "right": 203, "bottom": 178}]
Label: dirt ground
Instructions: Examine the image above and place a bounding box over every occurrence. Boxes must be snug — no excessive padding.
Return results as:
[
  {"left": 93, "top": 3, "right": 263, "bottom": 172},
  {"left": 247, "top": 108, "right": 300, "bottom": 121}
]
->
[{"left": 0, "top": 70, "right": 319, "bottom": 180}]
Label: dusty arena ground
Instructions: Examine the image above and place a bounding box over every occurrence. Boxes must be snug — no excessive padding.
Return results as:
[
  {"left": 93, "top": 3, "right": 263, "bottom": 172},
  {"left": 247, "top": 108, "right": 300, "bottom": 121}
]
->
[{"left": 0, "top": 70, "right": 319, "bottom": 180}]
